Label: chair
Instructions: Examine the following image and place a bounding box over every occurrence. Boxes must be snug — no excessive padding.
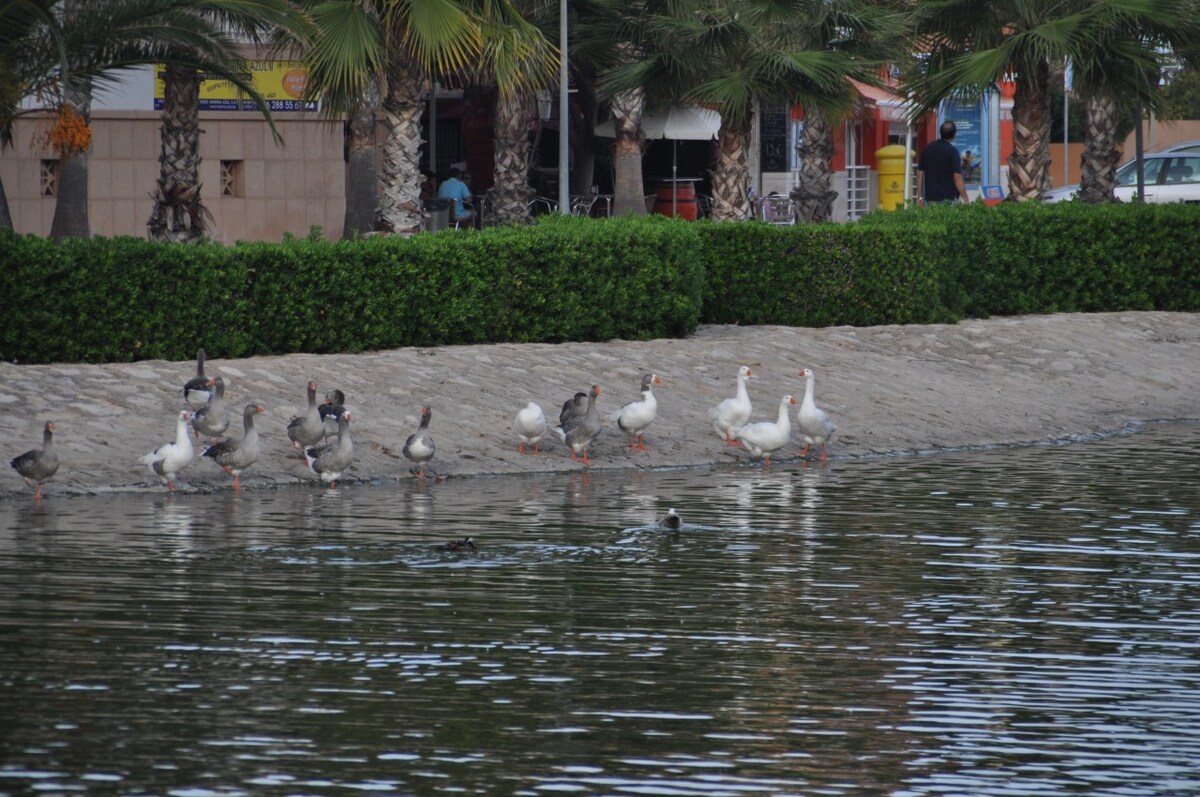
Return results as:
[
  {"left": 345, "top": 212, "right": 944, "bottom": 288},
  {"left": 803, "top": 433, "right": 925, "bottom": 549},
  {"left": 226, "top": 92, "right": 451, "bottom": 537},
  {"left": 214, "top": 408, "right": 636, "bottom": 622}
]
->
[
  {"left": 449, "top": 200, "right": 477, "bottom": 230},
  {"left": 527, "top": 196, "right": 557, "bottom": 216},
  {"left": 760, "top": 193, "right": 795, "bottom": 226}
]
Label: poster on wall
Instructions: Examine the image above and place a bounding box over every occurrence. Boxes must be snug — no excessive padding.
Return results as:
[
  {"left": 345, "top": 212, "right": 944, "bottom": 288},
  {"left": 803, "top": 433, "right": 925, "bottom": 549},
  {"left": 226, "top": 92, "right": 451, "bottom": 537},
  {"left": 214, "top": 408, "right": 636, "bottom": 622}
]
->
[
  {"left": 759, "top": 105, "right": 789, "bottom": 173},
  {"left": 154, "top": 61, "right": 317, "bottom": 112},
  {"left": 940, "top": 99, "right": 983, "bottom": 185}
]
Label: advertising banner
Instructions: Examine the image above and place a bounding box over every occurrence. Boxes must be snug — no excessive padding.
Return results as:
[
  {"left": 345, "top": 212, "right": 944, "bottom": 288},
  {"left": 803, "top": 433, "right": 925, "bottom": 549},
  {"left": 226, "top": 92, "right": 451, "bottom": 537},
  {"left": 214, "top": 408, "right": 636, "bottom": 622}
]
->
[
  {"left": 154, "top": 61, "right": 317, "bottom": 112},
  {"left": 940, "top": 99, "right": 983, "bottom": 186}
]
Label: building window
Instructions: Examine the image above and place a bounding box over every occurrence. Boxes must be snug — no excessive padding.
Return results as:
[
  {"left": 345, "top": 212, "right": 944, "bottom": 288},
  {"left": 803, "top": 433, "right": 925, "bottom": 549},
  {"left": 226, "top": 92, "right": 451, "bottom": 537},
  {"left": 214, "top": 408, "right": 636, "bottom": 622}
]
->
[
  {"left": 220, "top": 160, "right": 242, "bottom": 197},
  {"left": 40, "top": 160, "right": 58, "bottom": 196}
]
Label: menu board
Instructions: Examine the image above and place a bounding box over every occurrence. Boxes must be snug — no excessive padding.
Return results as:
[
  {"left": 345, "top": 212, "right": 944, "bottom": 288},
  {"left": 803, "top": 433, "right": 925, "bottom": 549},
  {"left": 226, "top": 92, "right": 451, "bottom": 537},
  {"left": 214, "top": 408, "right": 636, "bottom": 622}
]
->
[{"left": 759, "top": 105, "right": 789, "bottom": 173}]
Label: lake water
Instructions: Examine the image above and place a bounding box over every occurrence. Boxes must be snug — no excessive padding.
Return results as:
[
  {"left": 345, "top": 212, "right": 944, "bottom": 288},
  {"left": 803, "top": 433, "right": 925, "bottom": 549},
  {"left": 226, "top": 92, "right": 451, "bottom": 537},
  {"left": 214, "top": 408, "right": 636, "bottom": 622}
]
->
[{"left": 2, "top": 423, "right": 1199, "bottom": 797}]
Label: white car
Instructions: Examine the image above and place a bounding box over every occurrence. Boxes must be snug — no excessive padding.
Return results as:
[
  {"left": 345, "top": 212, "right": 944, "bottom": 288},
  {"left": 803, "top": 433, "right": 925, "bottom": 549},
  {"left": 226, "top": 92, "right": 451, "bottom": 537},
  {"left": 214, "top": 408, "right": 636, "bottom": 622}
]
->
[{"left": 1043, "top": 144, "right": 1200, "bottom": 203}]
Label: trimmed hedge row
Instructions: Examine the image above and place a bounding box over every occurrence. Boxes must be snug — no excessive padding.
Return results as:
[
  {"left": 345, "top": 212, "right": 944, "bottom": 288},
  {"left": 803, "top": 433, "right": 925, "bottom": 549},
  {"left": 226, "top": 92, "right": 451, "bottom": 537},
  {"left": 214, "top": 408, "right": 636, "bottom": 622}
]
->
[
  {"left": 2, "top": 202, "right": 1198, "bottom": 364},
  {"left": 857, "top": 200, "right": 1200, "bottom": 318},
  {"left": 697, "top": 223, "right": 949, "bottom": 326},
  {"left": 0, "top": 215, "right": 704, "bottom": 363}
]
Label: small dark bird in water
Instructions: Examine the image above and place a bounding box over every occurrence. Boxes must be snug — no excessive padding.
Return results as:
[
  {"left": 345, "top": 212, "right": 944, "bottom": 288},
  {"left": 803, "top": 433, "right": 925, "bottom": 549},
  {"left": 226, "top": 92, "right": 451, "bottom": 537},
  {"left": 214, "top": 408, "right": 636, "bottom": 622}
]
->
[
  {"left": 443, "top": 537, "right": 477, "bottom": 552},
  {"left": 658, "top": 508, "right": 682, "bottom": 531}
]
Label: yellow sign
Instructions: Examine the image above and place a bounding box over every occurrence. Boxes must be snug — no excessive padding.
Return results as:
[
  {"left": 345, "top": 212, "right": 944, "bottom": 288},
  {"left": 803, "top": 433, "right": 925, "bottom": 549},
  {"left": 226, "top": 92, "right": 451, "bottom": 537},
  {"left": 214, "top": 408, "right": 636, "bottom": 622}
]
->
[{"left": 154, "top": 61, "right": 316, "bottom": 112}]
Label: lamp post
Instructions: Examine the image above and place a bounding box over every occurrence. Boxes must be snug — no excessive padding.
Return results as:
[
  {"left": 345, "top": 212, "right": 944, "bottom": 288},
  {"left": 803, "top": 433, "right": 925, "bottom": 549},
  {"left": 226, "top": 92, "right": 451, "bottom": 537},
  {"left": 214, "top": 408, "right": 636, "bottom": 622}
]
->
[{"left": 558, "top": 0, "right": 569, "bottom": 214}]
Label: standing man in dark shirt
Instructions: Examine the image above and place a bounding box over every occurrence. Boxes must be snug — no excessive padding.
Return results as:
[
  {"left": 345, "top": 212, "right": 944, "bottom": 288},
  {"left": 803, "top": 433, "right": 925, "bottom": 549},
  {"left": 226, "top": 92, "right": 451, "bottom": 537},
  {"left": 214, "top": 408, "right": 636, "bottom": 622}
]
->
[{"left": 917, "top": 120, "right": 970, "bottom": 204}]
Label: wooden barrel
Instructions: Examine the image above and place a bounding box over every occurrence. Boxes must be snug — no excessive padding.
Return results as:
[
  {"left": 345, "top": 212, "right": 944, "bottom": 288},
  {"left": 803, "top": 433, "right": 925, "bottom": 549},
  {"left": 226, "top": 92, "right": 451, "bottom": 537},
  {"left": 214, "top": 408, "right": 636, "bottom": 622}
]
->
[{"left": 653, "top": 181, "right": 698, "bottom": 220}]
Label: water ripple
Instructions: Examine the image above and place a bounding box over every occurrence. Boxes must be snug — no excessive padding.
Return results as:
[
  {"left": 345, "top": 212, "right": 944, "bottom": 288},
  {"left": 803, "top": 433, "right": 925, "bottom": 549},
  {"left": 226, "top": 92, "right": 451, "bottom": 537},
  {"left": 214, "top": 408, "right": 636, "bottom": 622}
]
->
[{"left": 1, "top": 423, "right": 1198, "bottom": 795}]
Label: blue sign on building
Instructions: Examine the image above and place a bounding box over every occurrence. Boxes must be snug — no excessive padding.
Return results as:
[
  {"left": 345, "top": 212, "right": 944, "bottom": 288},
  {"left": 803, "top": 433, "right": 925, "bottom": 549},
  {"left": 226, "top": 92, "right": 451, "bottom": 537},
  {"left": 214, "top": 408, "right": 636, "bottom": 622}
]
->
[{"left": 940, "top": 99, "right": 984, "bottom": 186}]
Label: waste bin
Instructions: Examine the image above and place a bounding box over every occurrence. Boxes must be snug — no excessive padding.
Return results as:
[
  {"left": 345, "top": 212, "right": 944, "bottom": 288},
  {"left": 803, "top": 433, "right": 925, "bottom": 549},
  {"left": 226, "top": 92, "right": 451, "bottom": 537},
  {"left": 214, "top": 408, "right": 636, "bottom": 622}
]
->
[
  {"left": 874, "top": 145, "right": 910, "bottom": 211},
  {"left": 425, "top": 199, "right": 450, "bottom": 232}
]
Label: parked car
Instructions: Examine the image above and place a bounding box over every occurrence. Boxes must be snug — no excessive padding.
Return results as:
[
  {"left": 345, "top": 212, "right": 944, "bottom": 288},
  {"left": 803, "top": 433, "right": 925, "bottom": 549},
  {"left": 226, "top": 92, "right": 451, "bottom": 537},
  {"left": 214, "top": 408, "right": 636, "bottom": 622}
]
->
[{"left": 1043, "top": 145, "right": 1200, "bottom": 203}]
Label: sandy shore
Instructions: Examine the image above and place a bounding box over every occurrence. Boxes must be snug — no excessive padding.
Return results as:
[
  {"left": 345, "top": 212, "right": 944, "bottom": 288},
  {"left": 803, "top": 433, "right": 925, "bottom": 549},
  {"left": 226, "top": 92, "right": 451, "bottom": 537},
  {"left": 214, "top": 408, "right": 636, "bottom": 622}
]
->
[{"left": 2, "top": 312, "right": 1198, "bottom": 498}]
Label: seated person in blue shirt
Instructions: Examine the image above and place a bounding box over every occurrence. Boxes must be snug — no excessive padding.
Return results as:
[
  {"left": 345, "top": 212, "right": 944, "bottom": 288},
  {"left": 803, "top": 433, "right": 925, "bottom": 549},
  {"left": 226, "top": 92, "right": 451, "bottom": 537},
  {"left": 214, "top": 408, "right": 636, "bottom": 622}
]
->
[{"left": 437, "top": 167, "right": 474, "bottom": 222}]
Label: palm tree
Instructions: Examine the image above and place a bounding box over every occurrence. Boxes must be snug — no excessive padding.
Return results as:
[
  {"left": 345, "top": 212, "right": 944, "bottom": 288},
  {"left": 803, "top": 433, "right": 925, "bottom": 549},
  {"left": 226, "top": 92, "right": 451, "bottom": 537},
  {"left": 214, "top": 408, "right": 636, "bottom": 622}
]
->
[
  {"left": 302, "top": 1, "right": 555, "bottom": 235},
  {"left": 605, "top": 76, "right": 647, "bottom": 216},
  {"left": 1071, "top": 2, "right": 1200, "bottom": 203},
  {"left": 48, "top": 0, "right": 90, "bottom": 241},
  {"left": 302, "top": 0, "right": 386, "bottom": 238},
  {"left": 375, "top": 2, "right": 480, "bottom": 235},
  {"left": 603, "top": 0, "right": 882, "bottom": 222},
  {"left": 0, "top": 0, "right": 296, "bottom": 240},
  {"left": 786, "top": 0, "right": 908, "bottom": 223},
  {"left": 905, "top": 0, "right": 1196, "bottom": 203},
  {"left": 577, "top": 1, "right": 653, "bottom": 217},
  {"left": 474, "top": 0, "right": 556, "bottom": 226},
  {"left": 793, "top": 105, "right": 838, "bottom": 222},
  {"left": 148, "top": 0, "right": 310, "bottom": 243}
]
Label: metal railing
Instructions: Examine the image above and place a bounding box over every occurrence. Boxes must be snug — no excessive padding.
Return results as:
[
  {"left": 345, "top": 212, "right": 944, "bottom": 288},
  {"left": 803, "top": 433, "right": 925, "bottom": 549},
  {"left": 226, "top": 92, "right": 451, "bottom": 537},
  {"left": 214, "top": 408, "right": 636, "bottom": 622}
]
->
[{"left": 844, "top": 166, "right": 871, "bottom": 220}]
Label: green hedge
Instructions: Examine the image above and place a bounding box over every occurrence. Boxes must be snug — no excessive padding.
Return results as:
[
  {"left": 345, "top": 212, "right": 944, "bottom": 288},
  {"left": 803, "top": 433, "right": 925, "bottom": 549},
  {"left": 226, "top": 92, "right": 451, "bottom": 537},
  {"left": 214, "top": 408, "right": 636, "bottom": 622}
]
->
[
  {"left": 698, "top": 223, "right": 950, "bottom": 326},
  {"left": 2, "top": 202, "right": 1198, "bottom": 364},
  {"left": 857, "top": 201, "right": 1200, "bottom": 318},
  {"left": 0, "top": 215, "right": 704, "bottom": 363}
]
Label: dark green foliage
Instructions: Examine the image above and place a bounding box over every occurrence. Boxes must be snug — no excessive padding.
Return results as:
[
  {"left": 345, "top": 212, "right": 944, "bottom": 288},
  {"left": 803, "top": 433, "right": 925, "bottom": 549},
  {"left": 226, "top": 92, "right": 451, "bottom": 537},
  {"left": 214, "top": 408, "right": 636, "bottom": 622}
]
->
[
  {"left": 1159, "top": 67, "right": 1200, "bottom": 121},
  {"left": 0, "top": 216, "right": 704, "bottom": 363},
  {"left": 859, "top": 201, "right": 1200, "bottom": 317},
  {"left": 2, "top": 203, "right": 1198, "bottom": 364},
  {"left": 699, "top": 223, "right": 948, "bottom": 326}
]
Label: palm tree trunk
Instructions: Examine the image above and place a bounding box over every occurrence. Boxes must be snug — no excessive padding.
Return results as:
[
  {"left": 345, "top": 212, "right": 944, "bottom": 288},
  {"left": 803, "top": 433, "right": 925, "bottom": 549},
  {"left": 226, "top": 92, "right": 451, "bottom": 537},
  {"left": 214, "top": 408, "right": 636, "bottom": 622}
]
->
[
  {"left": 343, "top": 82, "right": 380, "bottom": 239},
  {"left": 1007, "top": 60, "right": 1053, "bottom": 201},
  {"left": 1078, "top": 91, "right": 1123, "bottom": 204},
  {"left": 610, "top": 87, "right": 646, "bottom": 216},
  {"left": 489, "top": 88, "right": 536, "bottom": 225},
  {"left": 710, "top": 114, "right": 752, "bottom": 222},
  {"left": 791, "top": 106, "right": 837, "bottom": 223},
  {"left": 48, "top": 84, "right": 91, "bottom": 242},
  {"left": 378, "top": 51, "right": 424, "bottom": 235},
  {"left": 148, "top": 64, "right": 208, "bottom": 243}
]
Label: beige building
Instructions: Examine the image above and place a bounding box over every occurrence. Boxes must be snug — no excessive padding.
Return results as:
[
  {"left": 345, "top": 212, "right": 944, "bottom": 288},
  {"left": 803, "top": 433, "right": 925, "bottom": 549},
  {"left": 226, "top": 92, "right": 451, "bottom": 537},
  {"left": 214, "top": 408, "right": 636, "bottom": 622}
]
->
[{"left": 2, "top": 108, "right": 347, "bottom": 242}]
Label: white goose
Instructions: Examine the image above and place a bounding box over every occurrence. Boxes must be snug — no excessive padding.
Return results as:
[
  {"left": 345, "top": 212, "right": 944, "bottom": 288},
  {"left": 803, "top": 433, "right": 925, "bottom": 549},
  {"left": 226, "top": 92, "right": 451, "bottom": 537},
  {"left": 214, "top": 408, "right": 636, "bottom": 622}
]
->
[
  {"left": 513, "top": 401, "right": 547, "bottom": 455},
  {"left": 730, "top": 394, "right": 796, "bottom": 467},
  {"left": 710, "top": 365, "right": 754, "bottom": 446},
  {"left": 140, "top": 409, "right": 195, "bottom": 491},
  {"left": 796, "top": 368, "right": 837, "bottom": 463},
  {"left": 402, "top": 406, "right": 436, "bottom": 480},
  {"left": 611, "top": 373, "right": 663, "bottom": 452}
]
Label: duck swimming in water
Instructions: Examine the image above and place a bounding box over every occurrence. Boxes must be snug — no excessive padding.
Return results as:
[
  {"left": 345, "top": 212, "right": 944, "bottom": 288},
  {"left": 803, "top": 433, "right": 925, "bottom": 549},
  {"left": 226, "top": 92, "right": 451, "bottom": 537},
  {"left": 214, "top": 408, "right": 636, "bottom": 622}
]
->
[
  {"left": 658, "top": 508, "right": 682, "bottom": 531},
  {"left": 443, "top": 537, "right": 477, "bottom": 552}
]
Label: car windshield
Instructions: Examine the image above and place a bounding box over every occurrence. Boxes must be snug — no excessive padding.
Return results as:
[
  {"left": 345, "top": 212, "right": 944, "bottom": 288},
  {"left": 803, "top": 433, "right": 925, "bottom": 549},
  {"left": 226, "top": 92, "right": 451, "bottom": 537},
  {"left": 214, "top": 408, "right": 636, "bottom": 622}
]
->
[{"left": 1116, "top": 158, "right": 1167, "bottom": 186}]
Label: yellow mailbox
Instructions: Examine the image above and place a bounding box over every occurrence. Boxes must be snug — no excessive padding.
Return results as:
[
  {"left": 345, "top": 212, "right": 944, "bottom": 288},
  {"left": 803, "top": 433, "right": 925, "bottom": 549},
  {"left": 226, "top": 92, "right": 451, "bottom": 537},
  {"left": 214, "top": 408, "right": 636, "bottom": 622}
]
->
[{"left": 875, "top": 144, "right": 911, "bottom": 211}]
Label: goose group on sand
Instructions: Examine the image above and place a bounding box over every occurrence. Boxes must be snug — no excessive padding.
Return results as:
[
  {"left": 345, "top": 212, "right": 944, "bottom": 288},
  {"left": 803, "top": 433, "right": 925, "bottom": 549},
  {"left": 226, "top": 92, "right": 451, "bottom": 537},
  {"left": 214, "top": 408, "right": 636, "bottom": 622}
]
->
[{"left": 9, "top": 347, "right": 839, "bottom": 500}]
